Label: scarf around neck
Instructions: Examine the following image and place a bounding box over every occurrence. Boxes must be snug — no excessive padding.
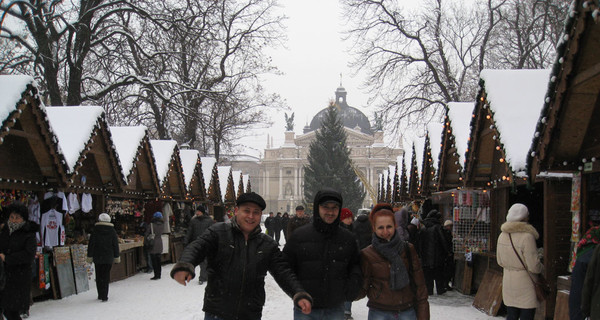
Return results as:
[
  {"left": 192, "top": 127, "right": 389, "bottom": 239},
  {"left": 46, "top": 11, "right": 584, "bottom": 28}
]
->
[
  {"left": 8, "top": 221, "right": 26, "bottom": 235},
  {"left": 371, "top": 232, "right": 410, "bottom": 291}
]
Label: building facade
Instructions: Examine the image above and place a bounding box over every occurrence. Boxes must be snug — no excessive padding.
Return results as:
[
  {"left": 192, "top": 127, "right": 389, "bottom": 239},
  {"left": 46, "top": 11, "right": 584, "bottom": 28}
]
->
[{"left": 257, "top": 86, "right": 404, "bottom": 213}]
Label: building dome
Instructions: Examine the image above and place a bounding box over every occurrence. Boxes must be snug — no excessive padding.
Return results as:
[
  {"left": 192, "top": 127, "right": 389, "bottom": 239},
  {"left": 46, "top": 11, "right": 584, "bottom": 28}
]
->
[{"left": 307, "top": 87, "right": 373, "bottom": 135}]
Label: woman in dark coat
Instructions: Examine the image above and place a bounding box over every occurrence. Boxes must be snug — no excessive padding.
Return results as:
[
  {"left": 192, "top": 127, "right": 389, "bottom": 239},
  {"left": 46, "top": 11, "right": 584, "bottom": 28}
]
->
[
  {"left": 146, "top": 212, "right": 164, "bottom": 280},
  {"left": 0, "top": 203, "right": 36, "bottom": 320},
  {"left": 87, "top": 213, "right": 120, "bottom": 301}
]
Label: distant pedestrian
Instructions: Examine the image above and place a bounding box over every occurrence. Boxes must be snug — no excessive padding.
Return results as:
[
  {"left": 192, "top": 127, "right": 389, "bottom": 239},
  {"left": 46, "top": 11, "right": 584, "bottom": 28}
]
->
[
  {"left": 265, "top": 212, "right": 274, "bottom": 236},
  {"left": 442, "top": 220, "right": 455, "bottom": 291},
  {"left": 146, "top": 212, "right": 164, "bottom": 280},
  {"left": 419, "top": 210, "right": 449, "bottom": 295},
  {"left": 394, "top": 207, "right": 411, "bottom": 241},
  {"left": 339, "top": 208, "right": 354, "bottom": 319},
  {"left": 184, "top": 206, "right": 214, "bottom": 284},
  {"left": 273, "top": 212, "right": 283, "bottom": 245},
  {"left": 353, "top": 212, "right": 372, "bottom": 250},
  {"left": 87, "top": 213, "right": 120, "bottom": 302},
  {"left": 288, "top": 206, "right": 310, "bottom": 237},
  {"left": 0, "top": 203, "right": 36, "bottom": 320},
  {"left": 282, "top": 212, "right": 291, "bottom": 241}
]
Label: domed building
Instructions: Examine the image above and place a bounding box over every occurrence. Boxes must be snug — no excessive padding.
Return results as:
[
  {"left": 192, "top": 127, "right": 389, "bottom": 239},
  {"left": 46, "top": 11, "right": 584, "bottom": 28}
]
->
[{"left": 256, "top": 86, "right": 404, "bottom": 213}]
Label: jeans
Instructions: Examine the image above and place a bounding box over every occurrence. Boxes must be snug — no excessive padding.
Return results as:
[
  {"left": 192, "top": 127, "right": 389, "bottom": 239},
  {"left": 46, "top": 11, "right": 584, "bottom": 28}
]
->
[
  {"left": 294, "top": 304, "right": 345, "bottom": 320},
  {"left": 344, "top": 301, "right": 352, "bottom": 315},
  {"left": 506, "top": 306, "right": 536, "bottom": 320},
  {"left": 368, "top": 307, "right": 417, "bottom": 320},
  {"left": 150, "top": 253, "right": 162, "bottom": 278}
]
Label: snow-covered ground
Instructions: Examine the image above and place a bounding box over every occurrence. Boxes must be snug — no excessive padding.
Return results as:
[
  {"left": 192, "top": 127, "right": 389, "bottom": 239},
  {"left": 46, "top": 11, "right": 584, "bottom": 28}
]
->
[{"left": 30, "top": 263, "right": 502, "bottom": 319}]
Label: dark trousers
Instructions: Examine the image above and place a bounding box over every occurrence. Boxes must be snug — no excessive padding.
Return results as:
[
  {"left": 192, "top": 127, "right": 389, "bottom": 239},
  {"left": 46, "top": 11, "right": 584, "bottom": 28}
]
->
[
  {"left": 273, "top": 230, "right": 281, "bottom": 244},
  {"left": 198, "top": 260, "right": 208, "bottom": 282},
  {"left": 506, "top": 306, "right": 535, "bottom": 320},
  {"left": 423, "top": 266, "right": 446, "bottom": 295},
  {"left": 150, "top": 253, "right": 162, "bottom": 278},
  {"left": 4, "top": 309, "right": 21, "bottom": 320},
  {"left": 95, "top": 263, "right": 112, "bottom": 300}
]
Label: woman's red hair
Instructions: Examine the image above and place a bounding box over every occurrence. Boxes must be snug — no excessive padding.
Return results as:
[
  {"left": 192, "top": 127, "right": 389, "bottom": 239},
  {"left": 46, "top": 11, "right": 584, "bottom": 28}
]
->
[{"left": 369, "top": 203, "right": 396, "bottom": 231}]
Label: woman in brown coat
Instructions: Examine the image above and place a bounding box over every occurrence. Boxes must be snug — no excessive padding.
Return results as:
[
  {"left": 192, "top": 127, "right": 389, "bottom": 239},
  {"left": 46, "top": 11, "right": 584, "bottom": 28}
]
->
[{"left": 357, "top": 203, "right": 430, "bottom": 320}]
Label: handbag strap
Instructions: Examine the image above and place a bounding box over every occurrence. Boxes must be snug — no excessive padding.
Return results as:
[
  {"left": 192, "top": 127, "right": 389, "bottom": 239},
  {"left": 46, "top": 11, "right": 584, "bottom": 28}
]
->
[{"left": 508, "top": 233, "right": 537, "bottom": 286}]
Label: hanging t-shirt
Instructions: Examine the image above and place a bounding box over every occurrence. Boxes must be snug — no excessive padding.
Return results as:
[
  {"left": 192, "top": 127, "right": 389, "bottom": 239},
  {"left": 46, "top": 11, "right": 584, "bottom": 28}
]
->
[
  {"left": 68, "top": 193, "right": 80, "bottom": 215},
  {"left": 28, "top": 196, "right": 40, "bottom": 223},
  {"left": 40, "top": 209, "right": 64, "bottom": 248},
  {"left": 57, "top": 191, "right": 69, "bottom": 212},
  {"left": 81, "top": 193, "right": 93, "bottom": 213}
]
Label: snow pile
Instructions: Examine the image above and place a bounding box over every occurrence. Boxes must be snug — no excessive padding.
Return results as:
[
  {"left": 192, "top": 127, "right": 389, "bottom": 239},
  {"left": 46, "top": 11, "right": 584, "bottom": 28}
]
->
[
  {"left": 180, "top": 150, "right": 200, "bottom": 188},
  {"left": 0, "top": 75, "right": 34, "bottom": 123},
  {"left": 150, "top": 140, "right": 178, "bottom": 186},
  {"left": 200, "top": 157, "right": 217, "bottom": 191},
  {"left": 45, "top": 106, "right": 104, "bottom": 172},
  {"left": 480, "top": 69, "right": 551, "bottom": 172},
  {"left": 447, "top": 102, "right": 475, "bottom": 165},
  {"left": 110, "top": 126, "right": 147, "bottom": 178}
]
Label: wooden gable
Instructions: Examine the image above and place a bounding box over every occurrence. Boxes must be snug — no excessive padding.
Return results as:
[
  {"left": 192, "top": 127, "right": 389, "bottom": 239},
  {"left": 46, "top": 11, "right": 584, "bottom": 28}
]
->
[
  {"left": 207, "top": 163, "right": 222, "bottom": 205},
  {"left": 0, "top": 79, "right": 68, "bottom": 190},
  {"left": 529, "top": 0, "right": 600, "bottom": 176},
  {"left": 45, "top": 106, "right": 125, "bottom": 194},
  {"left": 180, "top": 150, "right": 206, "bottom": 201},
  {"left": 224, "top": 168, "right": 236, "bottom": 204},
  {"left": 420, "top": 133, "right": 435, "bottom": 197},
  {"left": 162, "top": 147, "right": 186, "bottom": 200}
]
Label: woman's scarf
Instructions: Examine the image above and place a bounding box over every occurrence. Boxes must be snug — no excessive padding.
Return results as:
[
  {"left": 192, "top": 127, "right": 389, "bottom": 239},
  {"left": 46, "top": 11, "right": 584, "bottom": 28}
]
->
[
  {"left": 577, "top": 226, "right": 600, "bottom": 259},
  {"left": 8, "top": 221, "right": 26, "bottom": 235},
  {"left": 371, "top": 232, "right": 410, "bottom": 291}
]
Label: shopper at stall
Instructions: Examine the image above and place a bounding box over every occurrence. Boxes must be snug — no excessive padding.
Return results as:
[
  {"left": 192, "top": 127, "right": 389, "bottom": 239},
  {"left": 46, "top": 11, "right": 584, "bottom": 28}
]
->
[
  {"left": 288, "top": 206, "right": 310, "bottom": 237},
  {"left": 283, "top": 188, "right": 362, "bottom": 320},
  {"left": 394, "top": 207, "right": 411, "bottom": 241},
  {"left": 357, "top": 203, "right": 430, "bottom": 320},
  {"left": 442, "top": 220, "right": 455, "bottom": 291},
  {"left": 147, "top": 211, "right": 164, "bottom": 280},
  {"left": 419, "top": 210, "right": 450, "bottom": 295},
  {"left": 184, "top": 205, "right": 214, "bottom": 285},
  {"left": 496, "top": 203, "right": 543, "bottom": 320},
  {"left": 86, "top": 213, "right": 120, "bottom": 302},
  {"left": 0, "top": 203, "right": 36, "bottom": 320},
  {"left": 572, "top": 225, "right": 600, "bottom": 320},
  {"left": 171, "top": 192, "right": 312, "bottom": 320}
]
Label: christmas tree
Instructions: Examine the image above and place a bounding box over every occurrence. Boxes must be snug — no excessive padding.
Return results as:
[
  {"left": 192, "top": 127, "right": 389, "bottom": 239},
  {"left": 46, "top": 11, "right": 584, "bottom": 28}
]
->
[{"left": 303, "top": 104, "right": 366, "bottom": 213}]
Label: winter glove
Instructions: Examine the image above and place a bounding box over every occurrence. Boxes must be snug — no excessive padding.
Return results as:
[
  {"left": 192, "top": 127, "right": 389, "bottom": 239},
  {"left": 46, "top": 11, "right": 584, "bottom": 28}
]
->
[
  {"left": 114, "top": 257, "right": 121, "bottom": 264},
  {"left": 86, "top": 257, "right": 93, "bottom": 264}
]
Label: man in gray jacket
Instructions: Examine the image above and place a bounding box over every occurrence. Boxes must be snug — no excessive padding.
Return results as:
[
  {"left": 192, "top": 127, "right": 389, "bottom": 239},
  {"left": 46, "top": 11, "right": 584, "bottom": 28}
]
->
[{"left": 184, "top": 205, "right": 214, "bottom": 284}]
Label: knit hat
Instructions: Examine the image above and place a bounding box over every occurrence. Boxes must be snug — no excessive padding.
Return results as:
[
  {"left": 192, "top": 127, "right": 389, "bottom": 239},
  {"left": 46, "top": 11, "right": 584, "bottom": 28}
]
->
[
  {"left": 444, "top": 220, "right": 453, "bottom": 227},
  {"left": 340, "top": 208, "right": 353, "bottom": 221},
  {"left": 153, "top": 211, "right": 163, "bottom": 219},
  {"left": 506, "top": 203, "right": 529, "bottom": 222},
  {"left": 5, "top": 202, "right": 28, "bottom": 221},
  {"left": 315, "top": 188, "right": 343, "bottom": 207},
  {"left": 236, "top": 192, "right": 266, "bottom": 210},
  {"left": 98, "top": 213, "right": 111, "bottom": 222},
  {"left": 426, "top": 209, "right": 441, "bottom": 220}
]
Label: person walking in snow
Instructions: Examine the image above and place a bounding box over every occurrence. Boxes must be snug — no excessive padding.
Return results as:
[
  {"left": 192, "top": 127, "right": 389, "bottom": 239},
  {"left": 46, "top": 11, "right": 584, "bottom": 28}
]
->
[
  {"left": 184, "top": 205, "right": 214, "bottom": 285},
  {"left": 265, "top": 212, "right": 274, "bottom": 236},
  {"left": 171, "top": 192, "right": 312, "bottom": 320},
  {"left": 272, "top": 212, "right": 283, "bottom": 245},
  {"left": 0, "top": 203, "right": 36, "bottom": 320},
  {"left": 288, "top": 206, "right": 310, "bottom": 237},
  {"left": 282, "top": 212, "right": 291, "bottom": 241},
  {"left": 147, "top": 211, "right": 164, "bottom": 280},
  {"left": 419, "top": 210, "right": 449, "bottom": 295},
  {"left": 283, "top": 188, "right": 362, "bottom": 320},
  {"left": 353, "top": 211, "right": 373, "bottom": 250},
  {"left": 87, "top": 213, "right": 120, "bottom": 302},
  {"left": 357, "top": 203, "right": 430, "bottom": 320},
  {"left": 496, "top": 203, "right": 543, "bottom": 320}
]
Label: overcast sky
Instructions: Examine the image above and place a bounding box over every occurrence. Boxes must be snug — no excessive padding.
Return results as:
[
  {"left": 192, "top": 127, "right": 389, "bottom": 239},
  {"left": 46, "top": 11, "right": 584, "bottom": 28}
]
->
[{"left": 238, "top": 0, "right": 388, "bottom": 159}]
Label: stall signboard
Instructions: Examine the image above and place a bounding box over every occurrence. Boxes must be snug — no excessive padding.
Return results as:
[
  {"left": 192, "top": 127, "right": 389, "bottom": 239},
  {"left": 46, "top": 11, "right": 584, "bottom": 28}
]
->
[
  {"left": 70, "top": 244, "right": 90, "bottom": 294},
  {"left": 53, "top": 246, "right": 76, "bottom": 298}
]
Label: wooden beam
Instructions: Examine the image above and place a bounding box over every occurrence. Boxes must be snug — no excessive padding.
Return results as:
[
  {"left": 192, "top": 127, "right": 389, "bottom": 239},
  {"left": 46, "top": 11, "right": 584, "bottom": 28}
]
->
[{"left": 571, "top": 61, "right": 600, "bottom": 89}]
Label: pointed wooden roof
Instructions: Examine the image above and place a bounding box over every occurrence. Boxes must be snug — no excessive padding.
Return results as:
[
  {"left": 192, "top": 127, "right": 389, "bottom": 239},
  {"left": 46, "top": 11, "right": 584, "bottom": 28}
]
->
[
  {"left": 0, "top": 76, "right": 69, "bottom": 190},
  {"left": 180, "top": 149, "right": 206, "bottom": 201},
  {"left": 46, "top": 106, "right": 125, "bottom": 194},
  {"left": 529, "top": 0, "right": 600, "bottom": 177},
  {"left": 207, "top": 162, "right": 222, "bottom": 204},
  {"left": 420, "top": 133, "right": 435, "bottom": 197},
  {"left": 150, "top": 140, "right": 186, "bottom": 200},
  {"left": 110, "top": 126, "right": 160, "bottom": 198},
  {"left": 464, "top": 69, "right": 550, "bottom": 188}
]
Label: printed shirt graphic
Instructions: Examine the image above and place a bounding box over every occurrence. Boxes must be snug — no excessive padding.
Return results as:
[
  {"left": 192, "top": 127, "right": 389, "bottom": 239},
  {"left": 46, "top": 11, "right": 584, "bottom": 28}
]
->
[{"left": 41, "top": 209, "right": 64, "bottom": 247}]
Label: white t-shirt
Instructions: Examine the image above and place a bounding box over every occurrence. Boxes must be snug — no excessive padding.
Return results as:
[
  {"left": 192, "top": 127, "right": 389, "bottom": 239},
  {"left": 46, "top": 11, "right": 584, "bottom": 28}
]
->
[{"left": 40, "top": 209, "right": 64, "bottom": 248}]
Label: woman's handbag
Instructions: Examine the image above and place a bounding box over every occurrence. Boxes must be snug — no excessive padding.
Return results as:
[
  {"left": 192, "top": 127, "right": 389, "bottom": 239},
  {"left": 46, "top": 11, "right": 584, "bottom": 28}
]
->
[
  {"left": 144, "top": 224, "right": 155, "bottom": 250},
  {"left": 509, "top": 234, "right": 550, "bottom": 301}
]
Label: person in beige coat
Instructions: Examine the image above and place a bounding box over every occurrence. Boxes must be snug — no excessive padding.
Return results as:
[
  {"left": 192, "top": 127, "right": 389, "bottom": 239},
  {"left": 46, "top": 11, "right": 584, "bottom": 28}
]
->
[{"left": 496, "top": 203, "right": 543, "bottom": 320}]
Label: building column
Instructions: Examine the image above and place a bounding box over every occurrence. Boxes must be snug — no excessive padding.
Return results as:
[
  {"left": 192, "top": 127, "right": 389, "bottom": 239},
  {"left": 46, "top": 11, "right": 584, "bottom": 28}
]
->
[{"left": 278, "top": 167, "right": 283, "bottom": 199}]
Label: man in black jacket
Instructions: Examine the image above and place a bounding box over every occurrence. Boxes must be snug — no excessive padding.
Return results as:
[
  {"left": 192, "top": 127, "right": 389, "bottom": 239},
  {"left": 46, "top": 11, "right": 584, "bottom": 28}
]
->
[
  {"left": 419, "top": 210, "right": 450, "bottom": 295},
  {"left": 171, "top": 192, "right": 312, "bottom": 320},
  {"left": 184, "top": 205, "right": 214, "bottom": 284},
  {"left": 287, "top": 205, "right": 310, "bottom": 237},
  {"left": 283, "top": 189, "right": 362, "bottom": 320}
]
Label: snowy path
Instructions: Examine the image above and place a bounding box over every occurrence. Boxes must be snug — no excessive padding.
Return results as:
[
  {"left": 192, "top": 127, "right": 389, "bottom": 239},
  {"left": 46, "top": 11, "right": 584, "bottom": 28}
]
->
[{"left": 29, "top": 263, "right": 501, "bottom": 319}]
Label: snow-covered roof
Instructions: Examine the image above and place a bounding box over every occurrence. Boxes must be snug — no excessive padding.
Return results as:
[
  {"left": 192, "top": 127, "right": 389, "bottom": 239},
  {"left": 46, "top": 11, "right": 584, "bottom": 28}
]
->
[
  {"left": 242, "top": 174, "right": 250, "bottom": 192},
  {"left": 427, "top": 121, "right": 444, "bottom": 169},
  {"left": 447, "top": 102, "right": 475, "bottom": 165},
  {"left": 480, "top": 69, "right": 551, "bottom": 172},
  {"left": 217, "top": 166, "right": 231, "bottom": 201},
  {"left": 0, "top": 75, "right": 35, "bottom": 124},
  {"left": 200, "top": 157, "right": 217, "bottom": 191},
  {"left": 45, "top": 106, "right": 105, "bottom": 172},
  {"left": 414, "top": 137, "right": 425, "bottom": 176},
  {"left": 150, "top": 140, "right": 178, "bottom": 186},
  {"left": 180, "top": 150, "right": 200, "bottom": 188},
  {"left": 109, "top": 126, "right": 148, "bottom": 179},
  {"left": 232, "top": 170, "right": 243, "bottom": 196}
]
